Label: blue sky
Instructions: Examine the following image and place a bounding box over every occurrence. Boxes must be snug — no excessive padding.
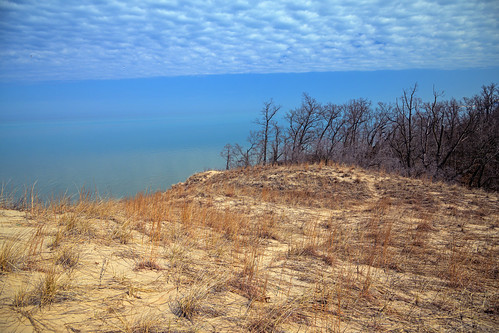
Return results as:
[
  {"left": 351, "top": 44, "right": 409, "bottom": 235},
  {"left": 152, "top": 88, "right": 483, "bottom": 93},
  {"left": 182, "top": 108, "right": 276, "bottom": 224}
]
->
[
  {"left": 0, "top": 0, "right": 498, "bottom": 121},
  {"left": 1, "top": 69, "right": 498, "bottom": 123}
]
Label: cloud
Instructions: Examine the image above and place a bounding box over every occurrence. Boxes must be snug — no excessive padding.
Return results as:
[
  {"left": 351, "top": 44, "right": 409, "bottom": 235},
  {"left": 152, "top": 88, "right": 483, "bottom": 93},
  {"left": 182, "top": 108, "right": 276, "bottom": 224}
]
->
[{"left": 0, "top": 0, "right": 497, "bottom": 81}]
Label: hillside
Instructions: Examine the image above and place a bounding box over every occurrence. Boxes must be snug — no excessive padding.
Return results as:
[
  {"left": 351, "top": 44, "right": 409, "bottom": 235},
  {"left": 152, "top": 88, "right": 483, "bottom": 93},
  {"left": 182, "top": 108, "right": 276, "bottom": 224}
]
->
[{"left": 0, "top": 163, "right": 498, "bottom": 332}]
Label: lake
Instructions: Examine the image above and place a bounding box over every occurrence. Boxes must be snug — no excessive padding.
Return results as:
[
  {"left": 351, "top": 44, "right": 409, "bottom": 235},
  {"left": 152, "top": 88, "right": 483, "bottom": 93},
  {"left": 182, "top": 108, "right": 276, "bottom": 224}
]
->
[{"left": 0, "top": 116, "right": 249, "bottom": 202}]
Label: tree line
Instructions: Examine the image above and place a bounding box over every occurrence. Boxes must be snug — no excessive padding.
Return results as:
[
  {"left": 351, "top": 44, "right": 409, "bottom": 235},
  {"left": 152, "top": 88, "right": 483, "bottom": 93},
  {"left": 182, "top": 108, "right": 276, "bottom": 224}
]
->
[{"left": 221, "top": 83, "right": 499, "bottom": 191}]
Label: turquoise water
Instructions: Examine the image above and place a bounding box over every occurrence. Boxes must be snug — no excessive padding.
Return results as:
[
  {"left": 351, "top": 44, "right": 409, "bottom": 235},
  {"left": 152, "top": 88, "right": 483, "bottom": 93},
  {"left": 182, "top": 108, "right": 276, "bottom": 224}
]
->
[{"left": 0, "top": 116, "right": 247, "bottom": 201}]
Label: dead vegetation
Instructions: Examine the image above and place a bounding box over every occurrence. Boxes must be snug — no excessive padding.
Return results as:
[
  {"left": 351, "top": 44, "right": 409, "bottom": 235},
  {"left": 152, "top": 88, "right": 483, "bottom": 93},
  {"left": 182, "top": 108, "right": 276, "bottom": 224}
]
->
[{"left": 0, "top": 162, "right": 498, "bottom": 332}]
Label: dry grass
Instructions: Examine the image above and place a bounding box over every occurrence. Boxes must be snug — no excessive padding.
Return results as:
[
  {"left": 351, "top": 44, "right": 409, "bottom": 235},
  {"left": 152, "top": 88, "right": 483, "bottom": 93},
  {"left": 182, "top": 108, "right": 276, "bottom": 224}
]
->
[
  {"left": 13, "top": 268, "right": 74, "bottom": 307},
  {"left": 0, "top": 236, "right": 26, "bottom": 272},
  {"left": 54, "top": 245, "right": 80, "bottom": 270},
  {"left": 1, "top": 163, "right": 498, "bottom": 332}
]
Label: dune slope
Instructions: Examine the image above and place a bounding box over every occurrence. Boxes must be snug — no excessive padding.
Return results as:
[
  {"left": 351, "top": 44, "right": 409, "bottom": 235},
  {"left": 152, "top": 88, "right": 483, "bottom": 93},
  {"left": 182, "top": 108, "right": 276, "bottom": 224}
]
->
[{"left": 1, "top": 163, "right": 498, "bottom": 332}]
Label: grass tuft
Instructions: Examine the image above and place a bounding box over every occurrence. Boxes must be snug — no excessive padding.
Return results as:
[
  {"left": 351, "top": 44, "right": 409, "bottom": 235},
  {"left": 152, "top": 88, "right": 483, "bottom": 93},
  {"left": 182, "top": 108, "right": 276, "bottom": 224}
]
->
[
  {"left": 110, "top": 219, "right": 134, "bottom": 244},
  {"left": 61, "top": 212, "right": 95, "bottom": 238},
  {"left": 55, "top": 246, "right": 80, "bottom": 269},
  {"left": 169, "top": 286, "right": 208, "bottom": 321},
  {"left": 14, "top": 268, "right": 73, "bottom": 307},
  {"left": 247, "top": 295, "right": 310, "bottom": 332},
  {"left": 0, "top": 236, "right": 25, "bottom": 272},
  {"left": 135, "top": 259, "right": 162, "bottom": 271}
]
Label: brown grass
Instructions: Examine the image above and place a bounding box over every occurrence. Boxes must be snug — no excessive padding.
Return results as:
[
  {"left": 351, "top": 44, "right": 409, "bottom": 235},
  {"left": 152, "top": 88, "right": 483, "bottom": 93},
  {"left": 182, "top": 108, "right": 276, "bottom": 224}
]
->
[
  {"left": 0, "top": 235, "right": 26, "bottom": 272},
  {"left": 13, "top": 267, "right": 74, "bottom": 307}
]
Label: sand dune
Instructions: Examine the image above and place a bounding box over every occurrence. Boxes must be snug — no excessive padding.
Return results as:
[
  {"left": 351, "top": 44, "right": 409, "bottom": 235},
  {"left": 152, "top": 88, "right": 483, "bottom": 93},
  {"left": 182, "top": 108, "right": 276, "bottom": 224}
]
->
[{"left": 1, "top": 163, "right": 498, "bottom": 332}]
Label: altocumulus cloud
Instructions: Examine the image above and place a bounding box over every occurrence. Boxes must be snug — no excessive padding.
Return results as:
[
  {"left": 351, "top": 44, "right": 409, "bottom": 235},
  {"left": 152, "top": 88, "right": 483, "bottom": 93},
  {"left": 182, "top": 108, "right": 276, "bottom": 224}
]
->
[{"left": 0, "top": 0, "right": 497, "bottom": 81}]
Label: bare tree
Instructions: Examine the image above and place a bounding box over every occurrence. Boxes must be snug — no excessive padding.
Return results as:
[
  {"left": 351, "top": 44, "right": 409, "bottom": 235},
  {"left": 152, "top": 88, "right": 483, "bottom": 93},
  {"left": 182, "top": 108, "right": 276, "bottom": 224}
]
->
[
  {"left": 269, "top": 122, "right": 284, "bottom": 165},
  {"left": 473, "top": 83, "right": 497, "bottom": 118},
  {"left": 436, "top": 99, "right": 476, "bottom": 175},
  {"left": 456, "top": 83, "right": 498, "bottom": 188},
  {"left": 313, "top": 102, "right": 345, "bottom": 163},
  {"left": 247, "top": 130, "right": 263, "bottom": 165},
  {"left": 221, "top": 82, "right": 498, "bottom": 190},
  {"left": 361, "top": 102, "right": 390, "bottom": 167},
  {"left": 423, "top": 89, "right": 445, "bottom": 173},
  {"left": 388, "top": 84, "right": 420, "bottom": 175},
  {"left": 233, "top": 141, "right": 257, "bottom": 168},
  {"left": 286, "top": 93, "right": 322, "bottom": 162},
  {"left": 340, "top": 98, "right": 372, "bottom": 164},
  {"left": 343, "top": 98, "right": 371, "bottom": 149},
  {"left": 256, "top": 99, "right": 281, "bottom": 165},
  {"left": 220, "top": 143, "right": 235, "bottom": 170}
]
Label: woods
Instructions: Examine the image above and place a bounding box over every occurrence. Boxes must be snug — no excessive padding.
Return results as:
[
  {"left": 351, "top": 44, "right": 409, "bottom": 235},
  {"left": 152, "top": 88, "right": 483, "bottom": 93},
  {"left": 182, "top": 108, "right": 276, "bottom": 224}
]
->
[{"left": 222, "top": 83, "right": 499, "bottom": 190}]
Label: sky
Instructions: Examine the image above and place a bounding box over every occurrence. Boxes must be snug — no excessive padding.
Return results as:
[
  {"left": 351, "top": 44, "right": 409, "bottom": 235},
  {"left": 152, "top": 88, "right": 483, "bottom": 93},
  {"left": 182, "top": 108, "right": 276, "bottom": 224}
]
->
[{"left": 0, "top": 0, "right": 498, "bottom": 121}]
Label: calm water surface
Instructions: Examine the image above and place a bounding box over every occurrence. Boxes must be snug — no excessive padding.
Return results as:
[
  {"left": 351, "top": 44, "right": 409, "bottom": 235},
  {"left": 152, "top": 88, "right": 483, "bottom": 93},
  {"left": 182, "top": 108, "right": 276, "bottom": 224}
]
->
[{"left": 0, "top": 116, "right": 246, "bottom": 201}]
